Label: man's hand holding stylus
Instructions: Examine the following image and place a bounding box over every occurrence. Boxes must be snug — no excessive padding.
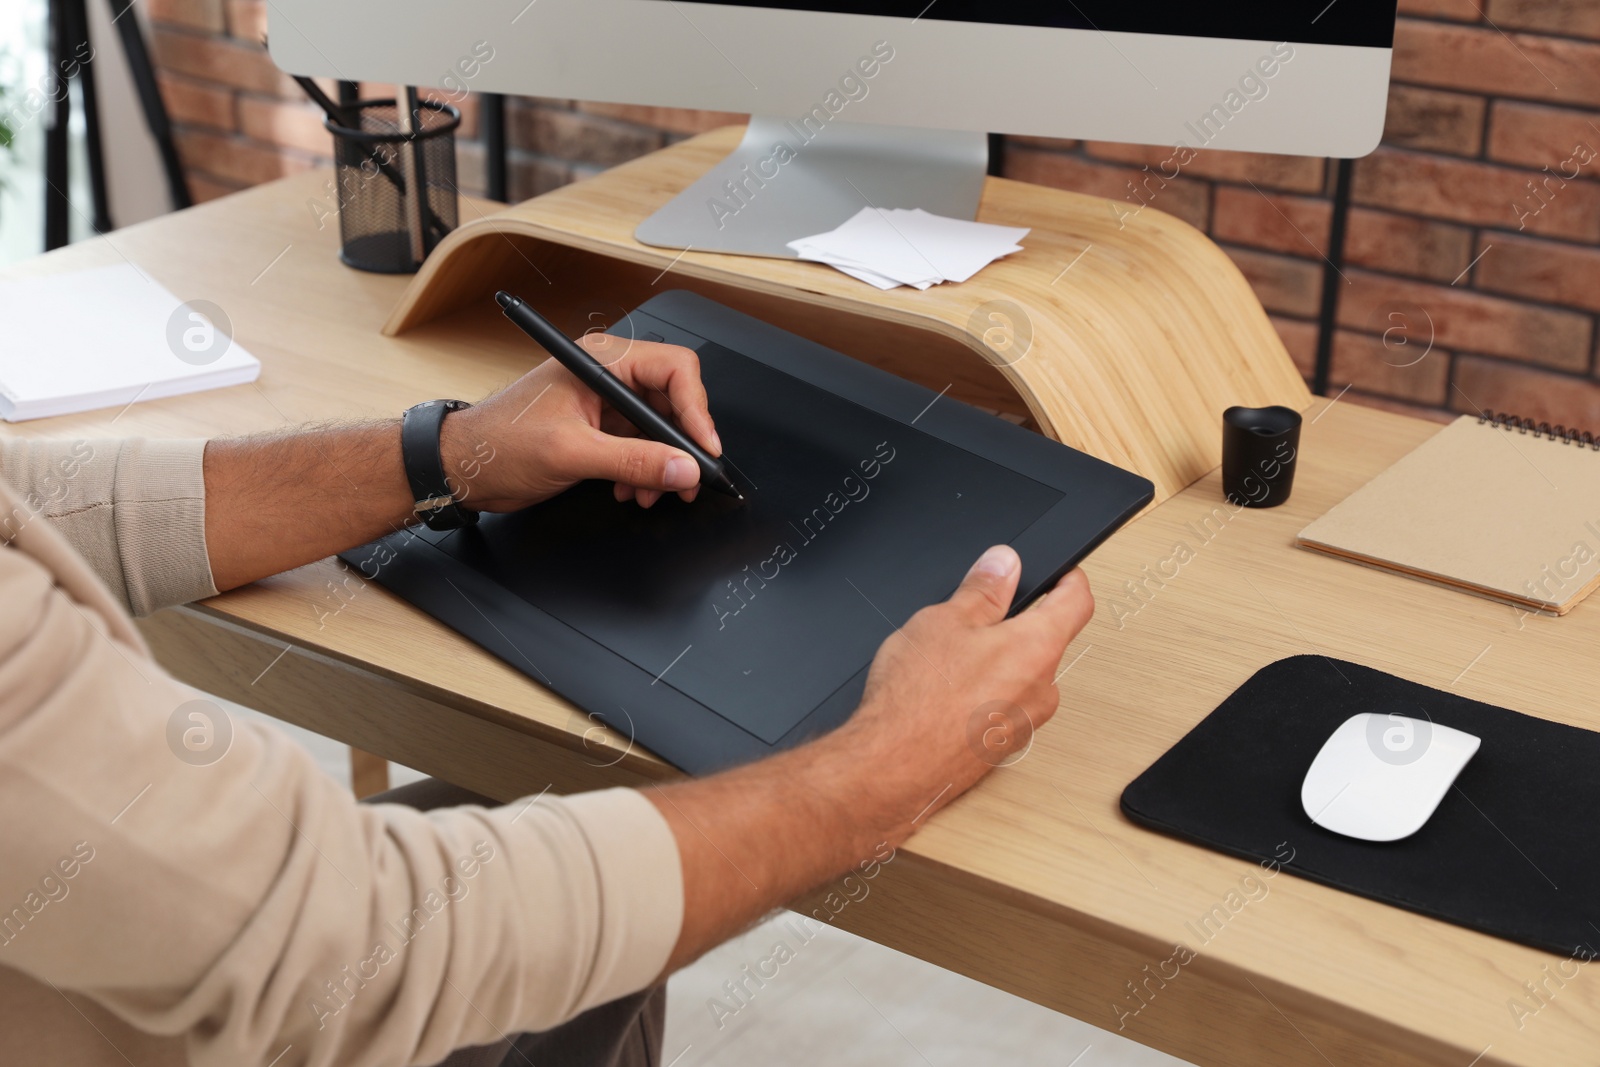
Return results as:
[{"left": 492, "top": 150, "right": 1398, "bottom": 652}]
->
[
  {"left": 201, "top": 334, "right": 719, "bottom": 590},
  {"left": 440, "top": 333, "right": 722, "bottom": 511}
]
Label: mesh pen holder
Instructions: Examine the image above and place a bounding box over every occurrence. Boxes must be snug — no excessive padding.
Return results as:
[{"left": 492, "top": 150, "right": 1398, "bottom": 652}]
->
[{"left": 325, "top": 99, "right": 460, "bottom": 274}]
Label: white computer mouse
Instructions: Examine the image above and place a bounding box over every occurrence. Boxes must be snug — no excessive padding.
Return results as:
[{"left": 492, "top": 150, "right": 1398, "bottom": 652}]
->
[{"left": 1300, "top": 712, "right": 1481, "bottom": 842}]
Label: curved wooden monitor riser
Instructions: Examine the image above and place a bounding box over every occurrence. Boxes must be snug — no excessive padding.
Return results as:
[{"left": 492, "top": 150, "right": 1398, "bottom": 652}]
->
[{"left": 385, "top": 125, "right": 1311, "bottom": 507}]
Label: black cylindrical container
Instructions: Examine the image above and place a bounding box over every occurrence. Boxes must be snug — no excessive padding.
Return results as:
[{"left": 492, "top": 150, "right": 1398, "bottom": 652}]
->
[
  {"left": 325, "top": 99, "right": 460, "bottom": 273},
  {"left": 1222, "top": 405, "right": 1302, "bottom": 508}
]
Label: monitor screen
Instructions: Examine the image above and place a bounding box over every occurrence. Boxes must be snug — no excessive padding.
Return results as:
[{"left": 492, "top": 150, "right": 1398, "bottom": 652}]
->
[
  {"left": 647, "top": 1, "right": 1396, "bottom": 48},
  {"left": 270, "top": 0, "right": 1398, "bottom": 157}
]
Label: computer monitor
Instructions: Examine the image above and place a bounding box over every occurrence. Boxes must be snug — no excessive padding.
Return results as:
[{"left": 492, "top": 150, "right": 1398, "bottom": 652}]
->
[{"left": 267, "top": 1, "right": 1397, "bottom": 256}]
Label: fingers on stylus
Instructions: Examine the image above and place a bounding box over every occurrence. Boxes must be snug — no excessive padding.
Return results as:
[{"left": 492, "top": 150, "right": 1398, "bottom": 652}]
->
[
  {"left": 600, "top": 411, "right": 639, "bottom": 438},
  {"left": 668, "top": 390, "right": 718, "bottom": 455},
  {"left": 645, "top": 393, "right": 672, "bottom": 421},
  {"left": 686, "top": 408, "right": 721, "bottom": 455},
  {"left": 644, "top": 348, "right": 716, "bottom": 452}
]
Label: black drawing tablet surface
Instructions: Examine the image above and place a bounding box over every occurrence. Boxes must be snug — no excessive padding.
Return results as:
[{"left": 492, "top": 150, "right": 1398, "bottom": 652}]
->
[
  {"left": 1122, "top": 656, "right": 1600, "bottom": 956},
  {"left": 345, "top": 291, "right": 1153, "bottom": 773}
]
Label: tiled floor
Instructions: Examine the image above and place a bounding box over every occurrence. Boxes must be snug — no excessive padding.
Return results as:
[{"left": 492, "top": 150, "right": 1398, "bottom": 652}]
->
[
  {"left": 228, "top": 701, "right": 1192, "bottom": 1066},
  {"left": 663, "top": 913, "right": 1190, "bottom": 1067}
]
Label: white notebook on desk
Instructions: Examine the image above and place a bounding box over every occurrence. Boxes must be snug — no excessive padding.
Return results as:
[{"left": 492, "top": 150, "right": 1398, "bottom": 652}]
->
[{"left": 0, "top": 263, "right": 260, "bottom": 422}]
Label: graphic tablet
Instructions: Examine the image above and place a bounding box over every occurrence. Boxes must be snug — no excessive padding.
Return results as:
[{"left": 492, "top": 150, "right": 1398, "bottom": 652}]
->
[{"left": 343, "top": 291, "right": 1153, "bottom": 773}]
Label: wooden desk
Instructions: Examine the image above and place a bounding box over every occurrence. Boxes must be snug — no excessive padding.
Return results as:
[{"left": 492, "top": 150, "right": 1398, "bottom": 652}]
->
[{"left": 4, "top": 158, "right": 1596, "bottom": 1067}]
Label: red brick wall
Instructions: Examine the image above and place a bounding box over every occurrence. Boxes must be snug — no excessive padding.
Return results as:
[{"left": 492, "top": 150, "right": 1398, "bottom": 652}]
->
[{"left": 148, "top": 0, "right": 1600, "bottom": 430}]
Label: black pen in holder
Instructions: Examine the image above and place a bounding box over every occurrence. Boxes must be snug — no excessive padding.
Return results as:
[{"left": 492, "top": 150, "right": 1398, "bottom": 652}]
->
[
  {"left": 1222, "top": 405, "right": 1302, "bottom": 508},
  {"left": 324, "top": 99, "right": 460, "bottom": 273}
]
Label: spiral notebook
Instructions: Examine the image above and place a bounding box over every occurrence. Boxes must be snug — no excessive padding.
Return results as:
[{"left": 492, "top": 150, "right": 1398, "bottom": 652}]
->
[{"left": 1297, "top": 413, "right": 1600, "bottom": 615}]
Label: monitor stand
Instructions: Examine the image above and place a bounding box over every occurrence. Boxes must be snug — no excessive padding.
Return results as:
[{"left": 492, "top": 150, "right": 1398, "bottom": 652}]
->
[{"left": 633, "top": 118, "right": 988, "bottom": 258}]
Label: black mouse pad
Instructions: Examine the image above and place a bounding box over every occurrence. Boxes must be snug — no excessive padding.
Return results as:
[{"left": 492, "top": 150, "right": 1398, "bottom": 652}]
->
[
  {"left": 1121, "top": 656, "right": 1600, "bottom": 956},
  {"left": 346, "top": 291, "right": 1153, "bottom": 773}
]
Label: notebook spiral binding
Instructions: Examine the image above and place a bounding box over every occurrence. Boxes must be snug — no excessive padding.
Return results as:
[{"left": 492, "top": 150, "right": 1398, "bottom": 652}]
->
[{"left": 1478, "top": 410, "right": 1600, "bottom": 450}]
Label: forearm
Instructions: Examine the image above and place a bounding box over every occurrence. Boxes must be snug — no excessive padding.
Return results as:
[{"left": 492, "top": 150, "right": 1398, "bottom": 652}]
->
[
  {"left": 0, "top": 525, "right": 682, "bottom": 1065},
  {"left": 648, "top": 552, "right": 1096, "bottom": 976},
  {"left": 202, "top": 421, "right": 416, "bottom": 591},
  {"left": 202, "top": 337, "right": 722, "bottom": 591},
  {"left": 646, "top": 718, "right": 916, "bottom": 974}
]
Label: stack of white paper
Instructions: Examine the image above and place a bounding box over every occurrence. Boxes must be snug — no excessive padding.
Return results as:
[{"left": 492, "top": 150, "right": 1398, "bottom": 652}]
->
[
  {"left": 787, "top": 207, "right": 1029, "bottom": 290},
  {"left": 0, "top": 264, "right": 261, "bottom": 422}
]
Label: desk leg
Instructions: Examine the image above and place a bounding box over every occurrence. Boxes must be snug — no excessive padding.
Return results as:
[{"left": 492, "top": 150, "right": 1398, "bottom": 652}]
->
[{"left": 350, "top": 748, "right": 390, "bottom": 798}]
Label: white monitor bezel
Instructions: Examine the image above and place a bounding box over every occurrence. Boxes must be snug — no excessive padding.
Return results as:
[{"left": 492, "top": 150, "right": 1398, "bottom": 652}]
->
[{"left": 268, "top": 2, "right": 1392, "bottom": 158}]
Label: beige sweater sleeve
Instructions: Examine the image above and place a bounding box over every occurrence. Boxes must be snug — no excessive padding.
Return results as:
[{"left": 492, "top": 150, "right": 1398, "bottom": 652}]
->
[
  {"left": 0, "top": 436, "right": 218, "bottom": 614},
  {"left": 0, "top": 467, "right": 684, "bottom": 1067}
]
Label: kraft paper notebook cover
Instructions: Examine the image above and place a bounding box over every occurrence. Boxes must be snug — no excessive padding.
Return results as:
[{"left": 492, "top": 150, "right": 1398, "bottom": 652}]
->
[{"left": 1296, "top": 414, "right": 1600, "bottom": 615}]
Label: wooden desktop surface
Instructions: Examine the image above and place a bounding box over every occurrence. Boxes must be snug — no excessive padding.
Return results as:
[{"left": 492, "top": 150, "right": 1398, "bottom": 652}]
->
[{"left": 3, "top": 170, "right": 1596, "bottom": 1067}]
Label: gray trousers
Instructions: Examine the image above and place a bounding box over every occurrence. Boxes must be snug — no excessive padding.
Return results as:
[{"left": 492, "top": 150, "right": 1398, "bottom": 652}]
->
[{"left": 367, "top": 778, "right": 666, "bottom": 1067}]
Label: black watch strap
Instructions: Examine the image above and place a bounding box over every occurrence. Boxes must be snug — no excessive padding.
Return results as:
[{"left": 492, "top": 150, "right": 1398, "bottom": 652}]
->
[{"left": 401, "top": 400, "right": 479, "bottom": 531}]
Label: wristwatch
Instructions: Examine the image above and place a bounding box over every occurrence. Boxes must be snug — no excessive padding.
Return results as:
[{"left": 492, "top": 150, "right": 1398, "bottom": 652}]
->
[{"left": 401, "top": 399, "right": 480, "bottom": 531}]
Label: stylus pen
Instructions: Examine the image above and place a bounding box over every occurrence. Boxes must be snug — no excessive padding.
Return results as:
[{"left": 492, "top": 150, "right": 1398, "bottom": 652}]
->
[{"left": 495, "top": 291, "right": 744, "bottom": 501}]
